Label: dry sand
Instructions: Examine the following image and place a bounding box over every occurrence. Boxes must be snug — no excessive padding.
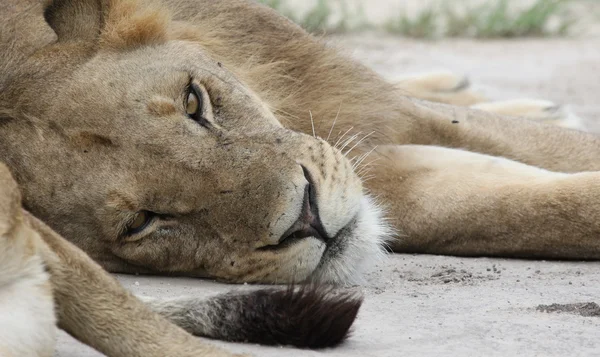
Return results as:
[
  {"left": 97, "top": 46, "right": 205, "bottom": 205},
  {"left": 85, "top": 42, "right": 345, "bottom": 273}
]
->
[{"left": 56, "top": 34, "right": 600, "bottom": 357}]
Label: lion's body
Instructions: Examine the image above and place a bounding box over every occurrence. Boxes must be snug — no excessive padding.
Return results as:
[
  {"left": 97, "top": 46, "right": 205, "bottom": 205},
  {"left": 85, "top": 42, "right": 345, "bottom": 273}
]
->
[{"left": 3, "top": 0, "right": 600, "bottom": 355}]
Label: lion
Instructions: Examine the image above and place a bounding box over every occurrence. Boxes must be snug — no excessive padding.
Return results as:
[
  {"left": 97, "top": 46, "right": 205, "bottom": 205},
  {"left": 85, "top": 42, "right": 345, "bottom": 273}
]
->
[{"left": 3, "top": 0, "right": 600, "bottom": 354}]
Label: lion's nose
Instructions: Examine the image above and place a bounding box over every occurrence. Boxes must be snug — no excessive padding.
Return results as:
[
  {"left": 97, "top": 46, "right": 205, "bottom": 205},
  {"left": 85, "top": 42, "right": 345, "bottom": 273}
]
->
[{"left": 278, "top": 166, "right": 330, "bottom": 244}]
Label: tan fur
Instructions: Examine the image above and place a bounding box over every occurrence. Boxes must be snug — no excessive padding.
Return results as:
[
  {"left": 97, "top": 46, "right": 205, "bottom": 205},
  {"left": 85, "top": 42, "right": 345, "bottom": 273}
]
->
[
  {"left": 3, "top": 0, "right": 600, "bottom": 352},
  {"left": 101, "top": 0, "right": 171, "bottom": 50}
]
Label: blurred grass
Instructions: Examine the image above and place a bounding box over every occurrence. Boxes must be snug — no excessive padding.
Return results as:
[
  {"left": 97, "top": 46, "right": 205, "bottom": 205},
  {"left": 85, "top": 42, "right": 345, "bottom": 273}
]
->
[
  {"left": 258, "top": 0, "right": 578, "bottom": 38},
  {"left": 385, "top": 0, "right": 575, "bottom": 38},
  {"left": 258, "top": 0, "right": 368, "bottom": 33}
]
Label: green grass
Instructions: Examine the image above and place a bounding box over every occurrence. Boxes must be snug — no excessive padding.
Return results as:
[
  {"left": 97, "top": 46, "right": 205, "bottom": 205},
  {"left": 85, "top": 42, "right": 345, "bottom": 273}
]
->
[
  {"left": 384, "top": 7, "right": 439, "bottom": 39},
  {"left": 259, "top": 0, "right": 578, "bottom": 38}
]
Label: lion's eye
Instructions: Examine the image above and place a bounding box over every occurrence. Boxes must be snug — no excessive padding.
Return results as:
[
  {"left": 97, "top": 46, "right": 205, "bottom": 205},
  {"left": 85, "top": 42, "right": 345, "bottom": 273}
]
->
[
  {"left": 185, "top": 84, "right": 204, "bottom": 121},
  {"left": 126, "top": 211, "right": 153, "bottom": 235}
]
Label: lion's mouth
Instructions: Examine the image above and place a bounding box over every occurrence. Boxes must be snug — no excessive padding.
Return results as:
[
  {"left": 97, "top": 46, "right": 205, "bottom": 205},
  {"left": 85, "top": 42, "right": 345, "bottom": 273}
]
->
[
  {"left": 317, "top": 216, "right": 357, "bottom": 258},
  {"left": 257, "top": 213, "right": 356, "bottom": 253}
]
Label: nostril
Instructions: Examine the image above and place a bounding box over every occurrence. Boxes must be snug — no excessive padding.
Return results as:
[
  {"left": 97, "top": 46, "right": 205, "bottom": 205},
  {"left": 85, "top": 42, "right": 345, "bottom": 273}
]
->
[
  {"left": 275, "top": 165, "right": 330, "bottom": 247},
  {"left": 301, "top": 164, "right": 312, "bottom": 183},
  {"left": 300, "top": 164, "right": 318, "bottom": 212},
  {"left": 259, "top": 165, "right": 333, "bottom": 251}
]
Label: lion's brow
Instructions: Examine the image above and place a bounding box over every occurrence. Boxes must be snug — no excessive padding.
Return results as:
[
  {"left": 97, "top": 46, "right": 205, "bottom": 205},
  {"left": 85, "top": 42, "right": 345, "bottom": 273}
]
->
[{"left": 147, "top": 97, "right": 178, "bottom": 117}]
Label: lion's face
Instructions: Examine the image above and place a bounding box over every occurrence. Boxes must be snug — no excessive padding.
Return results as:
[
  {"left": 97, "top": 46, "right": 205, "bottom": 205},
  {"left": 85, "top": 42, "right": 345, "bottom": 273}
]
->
[{"left": 2, "top": 4, "right": 389, "bottom": 284}]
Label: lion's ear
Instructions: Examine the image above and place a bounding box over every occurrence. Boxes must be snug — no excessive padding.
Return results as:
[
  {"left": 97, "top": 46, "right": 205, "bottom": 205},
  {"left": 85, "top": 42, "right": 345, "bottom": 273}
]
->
[
  {"left": 44, "top": 0, "right": 170, "bottom": 50},
  {"left": 0, "top": 0, "right": 169, "bottom": 61},
  {"left": 1, "top": 0, "right": 57, "bottom": 61}
]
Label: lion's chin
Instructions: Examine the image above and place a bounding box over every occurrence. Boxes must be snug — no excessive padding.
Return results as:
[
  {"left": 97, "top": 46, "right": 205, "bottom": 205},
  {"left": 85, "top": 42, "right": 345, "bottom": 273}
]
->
[{"left": 309, "top": 196, "right": 392, "bottom": 285}]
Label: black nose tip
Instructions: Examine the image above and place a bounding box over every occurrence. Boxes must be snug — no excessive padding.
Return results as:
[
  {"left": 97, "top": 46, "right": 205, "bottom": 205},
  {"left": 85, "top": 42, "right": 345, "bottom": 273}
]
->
[{"left": 279, "top": 166, "right": 329, "bottom": 244}]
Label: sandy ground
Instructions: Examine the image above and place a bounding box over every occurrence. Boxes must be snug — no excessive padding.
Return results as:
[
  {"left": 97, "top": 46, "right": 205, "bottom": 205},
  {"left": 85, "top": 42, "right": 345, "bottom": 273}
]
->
[{"left": 55, "top": 35, "right": 600, "bottom": 357}]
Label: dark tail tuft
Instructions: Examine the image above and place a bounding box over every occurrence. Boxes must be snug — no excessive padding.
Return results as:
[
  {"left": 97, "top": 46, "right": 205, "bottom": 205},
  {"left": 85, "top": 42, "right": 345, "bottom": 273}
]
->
[{"left": 209, "top": 285, "right": 363, "bottom": 348}]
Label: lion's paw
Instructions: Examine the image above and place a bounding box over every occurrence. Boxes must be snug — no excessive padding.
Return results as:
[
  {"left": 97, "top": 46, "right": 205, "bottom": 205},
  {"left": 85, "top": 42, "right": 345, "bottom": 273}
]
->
[
  {"left": 395, "top": 70, "right": 488, "bottom": 106},
  {"left": 471, "top": 99, "right": 587, "bottom": 132}
]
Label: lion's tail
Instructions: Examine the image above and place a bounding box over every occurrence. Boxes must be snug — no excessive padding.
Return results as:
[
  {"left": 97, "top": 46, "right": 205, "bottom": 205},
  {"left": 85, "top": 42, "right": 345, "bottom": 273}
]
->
[{"left": 144, "top": 284, "right": 363, "bottom": 349}]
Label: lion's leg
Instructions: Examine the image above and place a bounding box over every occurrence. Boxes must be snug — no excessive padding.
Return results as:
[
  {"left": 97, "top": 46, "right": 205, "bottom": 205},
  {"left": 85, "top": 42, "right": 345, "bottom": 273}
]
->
[
  {"left": 471, "top": 99, "right": 586, "bottom": 131},
  {"left": 0, "top": 165, "right": 55, "bottom": 357},
  {"left": 0, "top": 232, "right": 55, "bottom": 357},
  {"left": 394, "top": 70, "right": 488, "bottom": 106},
  {"left": 394, "top": 98, "right": 600, "bottom": 172},
  {"left": 394, "top": 72, "right": 585, "bottom": 130},
  {"left": 366, "top": 145, "right": 600, "bottom": 258}
]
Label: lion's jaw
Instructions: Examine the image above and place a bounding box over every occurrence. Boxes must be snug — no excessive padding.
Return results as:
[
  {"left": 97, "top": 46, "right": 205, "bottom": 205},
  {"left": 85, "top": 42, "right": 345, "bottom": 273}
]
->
[{"left": 310, "top": 195, "right": 391, "bottom": 285}]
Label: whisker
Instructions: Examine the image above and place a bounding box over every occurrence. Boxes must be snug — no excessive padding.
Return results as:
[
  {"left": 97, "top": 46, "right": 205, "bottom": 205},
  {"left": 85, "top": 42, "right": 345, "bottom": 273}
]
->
[
  {"left": 345, "top": 131, "right": 375, "bottom": 158},
  {"left": 358, "top": 174, "right": 376, "bottom": 183},
  {"left": 356, "top": 159, "right": 381, "bottom": 177},
  {"left": 356, "top": 164, "right": 372, "bottom": 176},
  {"left": 326, "top": 104, "right": 342, "bottom": 143},
  {"left": 357, "top": 167, "right": 374, "bottom": 178},
  {"left": 357, "top": 157, "right": 381, "bottom": 171},
  {"left": 353, "top": 147, "right": 378, "bottom": 166},
  {"left": 350, "top": 151, "right": 368, "bottom": 167},
  {"left": 352, "top": 146, "right": 378, "bottom": 170},
  {"left": 309, "top": 110, "right": 316, "bottom": 138},
  {"left": 276, "top": 107, "right": 301, "bottom": 122},
  {"left": 334, "top": 126, "right": 354, "bottom": 149},
  {"left": 339, "top": 133, "right": 361, "bottom": 154}
]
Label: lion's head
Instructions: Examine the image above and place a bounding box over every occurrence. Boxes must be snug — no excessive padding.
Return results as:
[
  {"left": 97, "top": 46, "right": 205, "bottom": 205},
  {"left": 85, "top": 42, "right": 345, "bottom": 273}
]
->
[{"left": 0, "top": 0, "right": 389, "bottom": 284}]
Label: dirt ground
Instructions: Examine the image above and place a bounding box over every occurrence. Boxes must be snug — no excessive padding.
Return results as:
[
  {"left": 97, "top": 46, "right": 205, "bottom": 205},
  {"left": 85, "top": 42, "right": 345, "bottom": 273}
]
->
[{"left": 55, "top": 34, "right": 600, "bottom": 357}]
